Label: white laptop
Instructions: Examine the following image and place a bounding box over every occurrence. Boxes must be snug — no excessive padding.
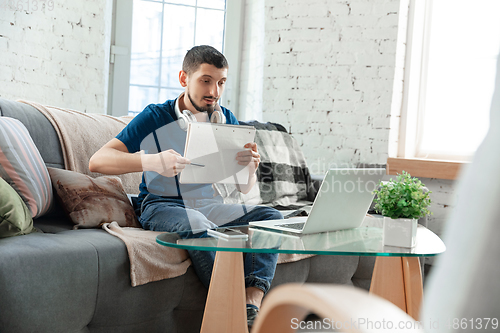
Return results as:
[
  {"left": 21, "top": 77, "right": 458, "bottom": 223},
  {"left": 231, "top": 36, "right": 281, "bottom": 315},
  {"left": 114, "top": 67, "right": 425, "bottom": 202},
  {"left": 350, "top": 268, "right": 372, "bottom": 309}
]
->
[{"left": 249, "top": 168, "right": 385, "bottom": 235}]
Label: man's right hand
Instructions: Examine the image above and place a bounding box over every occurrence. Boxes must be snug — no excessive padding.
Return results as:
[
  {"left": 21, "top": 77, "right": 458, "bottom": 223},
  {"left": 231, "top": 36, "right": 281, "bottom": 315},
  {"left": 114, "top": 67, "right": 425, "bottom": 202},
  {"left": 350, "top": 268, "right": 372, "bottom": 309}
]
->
[
  {"left": 89, "top": 139, "right": 190, "bottom": 177},
  {"left": 142, "top": 149, "right": 190, "bottom": 177}
]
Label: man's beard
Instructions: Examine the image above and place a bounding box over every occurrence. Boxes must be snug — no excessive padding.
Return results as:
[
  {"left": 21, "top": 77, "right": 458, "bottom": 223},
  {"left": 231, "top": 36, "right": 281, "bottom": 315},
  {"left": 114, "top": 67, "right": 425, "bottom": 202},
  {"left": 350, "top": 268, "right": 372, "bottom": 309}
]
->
[{"left": 187, "top": 92, "right": 216, "bottom": 113}]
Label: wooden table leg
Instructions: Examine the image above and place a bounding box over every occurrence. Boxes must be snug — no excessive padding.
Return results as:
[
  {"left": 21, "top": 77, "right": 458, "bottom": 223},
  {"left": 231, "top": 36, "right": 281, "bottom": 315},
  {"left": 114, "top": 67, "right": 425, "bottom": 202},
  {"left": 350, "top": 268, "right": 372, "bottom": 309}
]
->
[
  {"left": 369, "top": 257, "right": 423, "bottom": 320},
  {"left": 402, "top": 257, "right": 423, "bottom": 320},
  {"left": 200, "top": 250, "right": 248, "bottom": 333},
  {"left": 370, "top": 257, "right": 407, "bottom": 312}
]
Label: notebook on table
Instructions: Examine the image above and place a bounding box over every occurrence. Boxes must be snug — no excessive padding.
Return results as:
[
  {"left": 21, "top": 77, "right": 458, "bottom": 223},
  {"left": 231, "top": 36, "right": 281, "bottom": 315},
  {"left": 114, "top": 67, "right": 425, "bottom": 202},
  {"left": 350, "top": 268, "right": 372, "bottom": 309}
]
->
[{"left": 249, "top": 168, "right": 385, "bottom": 235}]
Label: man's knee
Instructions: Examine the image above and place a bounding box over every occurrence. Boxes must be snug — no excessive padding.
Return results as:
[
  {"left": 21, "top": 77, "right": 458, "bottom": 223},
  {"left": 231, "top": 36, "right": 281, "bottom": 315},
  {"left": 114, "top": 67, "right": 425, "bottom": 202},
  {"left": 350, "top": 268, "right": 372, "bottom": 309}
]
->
[
  {"left": 141, "top": 205, "right": 209, "bottom": 232},
  {"left": 259, "top": 207, "right": 284, "bottom": 221}
]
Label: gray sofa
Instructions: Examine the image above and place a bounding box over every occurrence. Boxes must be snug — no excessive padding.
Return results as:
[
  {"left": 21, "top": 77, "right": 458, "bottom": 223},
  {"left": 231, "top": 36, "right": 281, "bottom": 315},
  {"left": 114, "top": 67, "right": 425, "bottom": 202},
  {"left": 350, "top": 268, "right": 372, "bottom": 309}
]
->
[{"left": 0, "top": 98, "right": 379, "bottom": 333}]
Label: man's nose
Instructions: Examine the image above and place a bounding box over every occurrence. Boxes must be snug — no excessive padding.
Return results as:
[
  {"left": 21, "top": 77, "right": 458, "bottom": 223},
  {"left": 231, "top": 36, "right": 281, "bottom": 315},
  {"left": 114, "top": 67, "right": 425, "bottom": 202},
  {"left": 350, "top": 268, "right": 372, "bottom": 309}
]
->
[{"left": 210, "top": 82, "right": 220, "bottom": 98}]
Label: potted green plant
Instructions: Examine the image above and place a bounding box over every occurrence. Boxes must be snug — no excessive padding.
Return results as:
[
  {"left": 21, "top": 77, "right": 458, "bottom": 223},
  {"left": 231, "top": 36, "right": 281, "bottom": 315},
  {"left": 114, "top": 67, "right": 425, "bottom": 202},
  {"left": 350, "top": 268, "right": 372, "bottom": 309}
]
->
[{"left": 372, "top": 171, "right": 432, "bottom": 248}]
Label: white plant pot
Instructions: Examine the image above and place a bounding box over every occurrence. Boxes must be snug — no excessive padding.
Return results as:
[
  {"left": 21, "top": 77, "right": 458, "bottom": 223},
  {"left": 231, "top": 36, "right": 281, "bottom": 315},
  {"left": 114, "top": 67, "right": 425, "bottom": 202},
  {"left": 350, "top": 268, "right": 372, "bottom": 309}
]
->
[{"left": 383, "top": 217, "right": 417, "bottom": 248}]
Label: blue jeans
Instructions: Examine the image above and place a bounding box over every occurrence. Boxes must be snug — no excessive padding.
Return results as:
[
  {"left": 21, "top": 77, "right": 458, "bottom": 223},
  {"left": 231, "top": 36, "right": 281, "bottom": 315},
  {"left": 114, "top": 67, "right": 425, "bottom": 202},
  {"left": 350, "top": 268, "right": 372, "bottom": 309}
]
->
[{"left": 140, "top": 194, "right": 283, "bottom": 294}]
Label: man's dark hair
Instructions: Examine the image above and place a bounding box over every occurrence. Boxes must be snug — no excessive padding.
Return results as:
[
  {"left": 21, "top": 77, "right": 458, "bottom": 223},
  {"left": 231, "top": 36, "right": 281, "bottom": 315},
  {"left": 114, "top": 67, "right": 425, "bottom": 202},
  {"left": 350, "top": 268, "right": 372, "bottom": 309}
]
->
[{"left": 182, "top": 45, "right": 228, "bottom": 75}]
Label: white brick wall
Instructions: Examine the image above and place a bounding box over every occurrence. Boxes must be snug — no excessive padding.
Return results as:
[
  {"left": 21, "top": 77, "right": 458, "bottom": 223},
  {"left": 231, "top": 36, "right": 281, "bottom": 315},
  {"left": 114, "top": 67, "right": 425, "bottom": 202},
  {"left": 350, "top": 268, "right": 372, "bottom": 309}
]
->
[
  {"left": 263, "top": 0, "right": 401, "bottom": 169},
  {"left": 0, "top": 0, "right": 113, "bottom": 113}
]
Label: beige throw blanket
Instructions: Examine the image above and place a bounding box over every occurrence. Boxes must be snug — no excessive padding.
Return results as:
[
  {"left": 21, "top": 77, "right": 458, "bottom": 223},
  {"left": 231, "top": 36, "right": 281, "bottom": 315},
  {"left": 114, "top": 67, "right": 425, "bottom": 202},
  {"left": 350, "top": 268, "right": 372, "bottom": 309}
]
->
[
  {"left": 103, "top": 222, "right": 192, "bottom": 286},
  {"left": 19, "top": 100, "right": 142, "bottom": 194}
]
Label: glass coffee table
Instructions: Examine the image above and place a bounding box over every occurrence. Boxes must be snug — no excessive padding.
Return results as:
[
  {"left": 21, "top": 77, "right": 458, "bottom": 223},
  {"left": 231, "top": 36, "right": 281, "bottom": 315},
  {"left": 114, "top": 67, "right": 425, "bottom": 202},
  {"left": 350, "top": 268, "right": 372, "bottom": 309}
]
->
[{"left": 157, "top": 224, "right": 445, "bottom": 333}]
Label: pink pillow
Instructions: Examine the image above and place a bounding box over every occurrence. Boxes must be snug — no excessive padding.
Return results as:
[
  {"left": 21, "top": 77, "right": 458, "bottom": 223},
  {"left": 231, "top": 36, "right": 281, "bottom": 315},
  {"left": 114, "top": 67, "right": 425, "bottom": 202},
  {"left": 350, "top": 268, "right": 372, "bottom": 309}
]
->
[
  {"left": 48, "top": 168, "right": 140, "bottom": 229},
  {"left": 0, "top": 117, "right": 53, "bottom": 218}
]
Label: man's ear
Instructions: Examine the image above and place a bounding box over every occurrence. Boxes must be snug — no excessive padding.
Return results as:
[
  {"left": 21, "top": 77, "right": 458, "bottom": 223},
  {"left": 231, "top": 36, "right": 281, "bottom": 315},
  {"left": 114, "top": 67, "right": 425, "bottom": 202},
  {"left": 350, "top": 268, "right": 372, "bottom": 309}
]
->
[{"left": 179, "top": 70, "right": 188, "bottom": 87}]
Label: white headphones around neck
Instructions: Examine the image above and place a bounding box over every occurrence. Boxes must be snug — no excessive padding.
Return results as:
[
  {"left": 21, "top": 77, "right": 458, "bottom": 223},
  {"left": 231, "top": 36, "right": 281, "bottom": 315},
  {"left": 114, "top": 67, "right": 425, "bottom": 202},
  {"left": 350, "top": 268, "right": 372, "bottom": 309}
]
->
[{"left": 175, "top": 96, "right": 226, "bottom": 131}]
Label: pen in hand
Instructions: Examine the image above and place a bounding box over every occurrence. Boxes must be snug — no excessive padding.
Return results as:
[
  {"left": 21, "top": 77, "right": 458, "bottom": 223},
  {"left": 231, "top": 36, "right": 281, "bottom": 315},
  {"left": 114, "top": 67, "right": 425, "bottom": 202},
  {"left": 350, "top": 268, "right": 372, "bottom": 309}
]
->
[{"left": 190, "top": 162, "right": 205, "bottom": 167}]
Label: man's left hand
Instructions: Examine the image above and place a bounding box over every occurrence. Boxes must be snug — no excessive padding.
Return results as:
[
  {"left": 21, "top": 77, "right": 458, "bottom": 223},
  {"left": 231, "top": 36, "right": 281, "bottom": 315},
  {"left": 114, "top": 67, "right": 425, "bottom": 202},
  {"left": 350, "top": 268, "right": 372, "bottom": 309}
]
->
[{"left": 236, "top": 142, "right": 260, "bottom": 174}]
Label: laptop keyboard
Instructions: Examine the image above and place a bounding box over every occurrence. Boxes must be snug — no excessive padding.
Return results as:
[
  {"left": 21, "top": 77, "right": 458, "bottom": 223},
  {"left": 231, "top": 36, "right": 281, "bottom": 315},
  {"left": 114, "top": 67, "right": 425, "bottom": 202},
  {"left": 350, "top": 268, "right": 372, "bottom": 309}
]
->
[{"left": 276, "top": 222, "right": 305, "bottom": 230}]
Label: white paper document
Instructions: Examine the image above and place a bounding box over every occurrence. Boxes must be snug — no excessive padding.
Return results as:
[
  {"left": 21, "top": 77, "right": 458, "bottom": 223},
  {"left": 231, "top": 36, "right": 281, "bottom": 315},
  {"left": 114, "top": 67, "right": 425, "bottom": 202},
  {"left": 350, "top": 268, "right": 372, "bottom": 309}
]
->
[{"left": 179, "top": 122, "right": 256, "bottom": 184}]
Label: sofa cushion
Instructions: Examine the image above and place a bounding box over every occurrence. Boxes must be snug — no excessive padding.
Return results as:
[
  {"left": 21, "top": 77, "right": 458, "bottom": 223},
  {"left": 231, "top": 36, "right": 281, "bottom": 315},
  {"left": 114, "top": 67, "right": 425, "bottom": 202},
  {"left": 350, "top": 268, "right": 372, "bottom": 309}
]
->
[
  {"left": 0, "top": 177, "right": 36, "bottom": 238},
  {"left": 48, "top": 168, "right": 140, "bottom": 229},
  {"left": 0, "top": 232, "right": 100, "bottom": 333},
  {"left": 0, "top": 117, "right": 53, "bottom": 218}
]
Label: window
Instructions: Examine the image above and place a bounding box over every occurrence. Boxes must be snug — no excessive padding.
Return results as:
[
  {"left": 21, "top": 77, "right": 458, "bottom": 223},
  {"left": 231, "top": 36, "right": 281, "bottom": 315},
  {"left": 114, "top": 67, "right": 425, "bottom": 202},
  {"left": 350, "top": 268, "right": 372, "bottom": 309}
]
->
[
  {"left": 109, "top": 0, "right": 243, "bottom": 117},
  {"left": 398, "top": 0, "right": 500, "bottom": 162}
]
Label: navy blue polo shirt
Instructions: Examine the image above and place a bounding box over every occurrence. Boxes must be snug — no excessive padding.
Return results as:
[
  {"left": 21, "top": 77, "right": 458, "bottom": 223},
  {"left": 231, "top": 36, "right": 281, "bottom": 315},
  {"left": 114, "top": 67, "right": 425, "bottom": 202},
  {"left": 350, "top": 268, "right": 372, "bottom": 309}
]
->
[{"left": 116, "top": 98, "right": 239, "bottom": 202}]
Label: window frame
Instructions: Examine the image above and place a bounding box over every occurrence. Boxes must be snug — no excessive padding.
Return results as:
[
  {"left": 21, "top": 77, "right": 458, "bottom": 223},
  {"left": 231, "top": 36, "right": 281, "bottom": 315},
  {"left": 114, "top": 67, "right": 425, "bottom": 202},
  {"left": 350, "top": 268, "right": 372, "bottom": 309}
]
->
[
  {"left": 397, "top": 0, "right": 429, "bottom": 161},
  {"left": 108, "top": 0, "right": 244, "bottom": 117}
]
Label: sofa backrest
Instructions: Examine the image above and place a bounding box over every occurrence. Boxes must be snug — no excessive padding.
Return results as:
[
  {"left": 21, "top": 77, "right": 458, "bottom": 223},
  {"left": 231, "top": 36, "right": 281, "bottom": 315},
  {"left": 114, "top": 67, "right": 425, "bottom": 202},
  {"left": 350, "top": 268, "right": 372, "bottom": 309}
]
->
[{"left": 0, "top": 98, "right": 64, "bottom": 169}]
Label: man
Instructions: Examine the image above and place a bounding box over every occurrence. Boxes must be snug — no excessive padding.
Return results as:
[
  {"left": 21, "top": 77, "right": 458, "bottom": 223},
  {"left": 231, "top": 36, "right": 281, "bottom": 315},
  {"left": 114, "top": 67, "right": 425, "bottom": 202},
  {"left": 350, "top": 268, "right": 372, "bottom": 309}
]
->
[{"left": 89, "top": 45, "right": 283, "bottom": 328}]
